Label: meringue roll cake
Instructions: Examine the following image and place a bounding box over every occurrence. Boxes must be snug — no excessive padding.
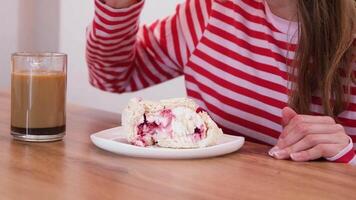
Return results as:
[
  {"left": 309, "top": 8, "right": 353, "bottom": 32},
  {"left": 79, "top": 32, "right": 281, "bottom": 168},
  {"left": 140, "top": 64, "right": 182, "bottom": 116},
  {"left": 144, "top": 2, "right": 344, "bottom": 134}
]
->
[{"left": 122, "top": 98, "right": 223, "bottom": 148}]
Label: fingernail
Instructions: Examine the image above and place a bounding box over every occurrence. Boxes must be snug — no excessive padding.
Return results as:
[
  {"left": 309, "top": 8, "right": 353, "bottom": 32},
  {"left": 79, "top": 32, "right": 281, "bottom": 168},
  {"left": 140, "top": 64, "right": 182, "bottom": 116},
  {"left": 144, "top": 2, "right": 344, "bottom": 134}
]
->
[
  {"left": 273, "top": 149, "right": 288, "bottom": 159},
  {"left": 268, "top": 146, "right": 280, "bottom": 157},
  {"left": 290, "top": 153, "right": 300, "bottom": 161}
]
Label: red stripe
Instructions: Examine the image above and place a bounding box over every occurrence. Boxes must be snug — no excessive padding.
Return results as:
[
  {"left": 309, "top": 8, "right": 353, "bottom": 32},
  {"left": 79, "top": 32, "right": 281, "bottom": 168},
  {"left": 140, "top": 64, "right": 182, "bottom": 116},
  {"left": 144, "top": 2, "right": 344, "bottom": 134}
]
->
[
  {"left": 187, "top": 88, "right": 271, "bottom": 144},
  {"left": 337, "top": 117, "right": 356, "bottom": 128},
  {"left": 135, "top": 69, "right": 150, "bottom": 89},
  {"left": 350, "top": 135, "right": 356, "bottom": 142},
  {"left": 135, "top": 52, "right": 161, "bottom": 84},
  {"left": 241, "top": 0, "right": 264, "bottom": 10},
  {"left": 185, "top": 73, "right": 282, "bottom": 124},
  {"left": 216, "top": 0, "right": 280, "bottom": 33},
  {"left": 95, "top": 0, "right": 143, "bottom": 17},
  {"left": 194, "top": 46, "right": 289, "bottom": 97},
  {"left": 87, "top": 34, "right": 136, "bottom": 52},
  {"left": 207, "top": 24, "right": 293, "bottom": 67},
  {"left": 94, "top": 20, "right": 137, "bottom": 37},
  {"left": 187, "top": 59, "right": 287, "bottom": 109},
  {"left": 171, "top": 14, "right": 184, "bottom": 67},
  {"left": 87, "top": 53, "right": 133, "bottom": 65},
  {"left": 194, "top": 0, "right": 205, "bottom": 33},
  {"left": 205, "top": 0, "right": 212, "bottom": 16},
  {"left": 88, "top": 65, "right": 131, "bottom": 84},
  {"left": 87, "top": 47, "right": 132, "bottom": 58},
  {"left": 201, "top": 36, "right": 290, "bottom": 84},
  {"left": 130, "top": 76, "right": 138, "bottom": 92},
  {"left": 158, "top": 19, "right": 168, "bottom": 57},
  {"left": 87, "top": 56, "right": 132, "bottom": 69},
  {"left": 142, "top": 48, "right": 177, "bottom": 80},
  {"left": 186, "top": 74, "right": 281, "bottom": 138},
  {"left": 185, "top": 0, "right": 199, "bottom": 47},
  {"left": 141, "top": 26, "right": 165, "bottom": 64},
  {"left": 212, "top": 9, "right": 297, "bottom": 51},
  {"left": 95, "top": 10, "right": 141, "bottom": 26},
  {"left": 335, "top": 149, "right": 356, "bottom": 163},
  {"left": 311, "top": 96, "right": 356, "bottom": 112}
]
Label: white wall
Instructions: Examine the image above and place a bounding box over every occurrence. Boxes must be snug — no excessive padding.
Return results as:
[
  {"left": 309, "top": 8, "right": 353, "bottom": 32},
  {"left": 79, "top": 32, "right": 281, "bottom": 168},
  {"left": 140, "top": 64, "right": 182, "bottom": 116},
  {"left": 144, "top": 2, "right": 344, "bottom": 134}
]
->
[
  {"left": 0, "top": 1, "right": 186, "bottom": 113},
  {"left": 0, "top": 1, "right": 19, "bottom": 90},
  {"left": 17, "top": 0, "right": 60, "bottom": 52},
  {"left": 0, "top": 0, "right": 59, "bottom": 90},
  {"left": 59, "top": 0, "right": 186, "bottom": 113}
]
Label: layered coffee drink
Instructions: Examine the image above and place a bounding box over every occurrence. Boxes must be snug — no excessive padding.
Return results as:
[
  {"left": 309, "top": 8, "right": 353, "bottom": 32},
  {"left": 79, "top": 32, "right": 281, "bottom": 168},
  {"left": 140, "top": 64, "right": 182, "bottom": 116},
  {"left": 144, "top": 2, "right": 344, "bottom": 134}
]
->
[{"left": 11, "top": 53, "right": 67, "bottom": 142}]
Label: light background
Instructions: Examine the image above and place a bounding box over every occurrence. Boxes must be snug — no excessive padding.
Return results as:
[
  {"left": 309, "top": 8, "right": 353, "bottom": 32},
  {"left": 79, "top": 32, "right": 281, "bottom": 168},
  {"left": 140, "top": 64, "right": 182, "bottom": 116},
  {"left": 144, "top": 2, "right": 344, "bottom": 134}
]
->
[{"left": 0, "top": 0, "right": 186, "bottom": 113}]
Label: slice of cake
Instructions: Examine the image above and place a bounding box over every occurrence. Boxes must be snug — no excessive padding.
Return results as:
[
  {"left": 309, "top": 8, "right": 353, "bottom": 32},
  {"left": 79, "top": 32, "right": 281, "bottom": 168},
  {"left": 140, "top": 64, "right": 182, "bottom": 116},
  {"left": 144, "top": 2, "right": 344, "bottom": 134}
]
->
[{"left": 122, "top": 98, "right": 223, "bottom": 148}]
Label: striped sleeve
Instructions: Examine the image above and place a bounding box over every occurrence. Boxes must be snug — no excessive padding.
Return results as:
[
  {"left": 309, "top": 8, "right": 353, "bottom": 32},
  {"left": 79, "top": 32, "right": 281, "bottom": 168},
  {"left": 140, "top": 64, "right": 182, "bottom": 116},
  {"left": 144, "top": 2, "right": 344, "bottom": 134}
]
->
[
  {"left": 326, "top": 137, "right": 356, "bottom": 165},
  {"left": 333, "top": 62, "right": 356, "bottom": 164},
  {"left": 86, "top": 0, "right": 212, "bottom": 93}
]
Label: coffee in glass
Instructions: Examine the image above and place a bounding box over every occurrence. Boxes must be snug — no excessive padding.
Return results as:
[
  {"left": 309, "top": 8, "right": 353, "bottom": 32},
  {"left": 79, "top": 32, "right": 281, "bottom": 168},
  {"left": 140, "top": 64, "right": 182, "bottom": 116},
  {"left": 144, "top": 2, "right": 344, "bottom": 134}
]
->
[{"left": 11, "top": 53, "right": 67, "bottom": 142}]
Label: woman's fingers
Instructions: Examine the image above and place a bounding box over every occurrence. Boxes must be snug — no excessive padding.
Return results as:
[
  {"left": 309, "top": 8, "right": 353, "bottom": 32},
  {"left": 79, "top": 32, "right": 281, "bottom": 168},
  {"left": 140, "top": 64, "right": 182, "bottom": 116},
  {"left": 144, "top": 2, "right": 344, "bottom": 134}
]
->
[
  {"left": 290, "top": 143, "right": 348, "bottom": 162},
  {"left": 277, "top": 123, "right": 343, "bottom": 149},
  {"left": 279, "top": 115, "right": 335, "bottom": 139},
  {"left": 272, "top": 133, "right": 341, "bottom": 160},
  {"left": 289, "top": 144, "right": 325, "bottom": 162},
  {"left": 281, "top": 107, "right": 297, "bottom": 127}
]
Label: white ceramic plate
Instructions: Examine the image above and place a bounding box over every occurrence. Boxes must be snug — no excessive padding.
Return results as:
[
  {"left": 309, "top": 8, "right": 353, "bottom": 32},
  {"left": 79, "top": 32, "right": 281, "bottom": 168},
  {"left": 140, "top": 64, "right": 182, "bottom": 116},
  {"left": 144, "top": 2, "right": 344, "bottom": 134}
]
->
[{"left": 90, "top": 126, "right": 245, "bottom": 159}]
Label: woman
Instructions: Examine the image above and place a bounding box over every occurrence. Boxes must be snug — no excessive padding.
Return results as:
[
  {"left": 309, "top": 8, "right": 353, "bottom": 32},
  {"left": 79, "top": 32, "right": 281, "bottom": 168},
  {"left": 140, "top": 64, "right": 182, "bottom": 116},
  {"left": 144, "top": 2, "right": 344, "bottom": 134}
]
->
[{"left": 86, "top": 0, "right": 356, "bottom": 163}]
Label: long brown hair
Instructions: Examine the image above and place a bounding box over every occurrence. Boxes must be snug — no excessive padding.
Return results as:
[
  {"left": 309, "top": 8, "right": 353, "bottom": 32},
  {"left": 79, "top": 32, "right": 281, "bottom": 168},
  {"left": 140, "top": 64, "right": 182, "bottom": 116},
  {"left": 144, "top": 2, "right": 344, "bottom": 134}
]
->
[{"left": 290, "top": 0, "right": 356, "bottom": 117}]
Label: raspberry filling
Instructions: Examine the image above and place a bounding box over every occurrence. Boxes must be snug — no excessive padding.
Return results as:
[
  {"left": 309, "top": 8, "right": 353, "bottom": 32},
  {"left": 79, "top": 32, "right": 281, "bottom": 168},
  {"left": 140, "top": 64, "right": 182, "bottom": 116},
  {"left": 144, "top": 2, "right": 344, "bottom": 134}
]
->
[
  {"left": 133, "top": 110, "right": 174, "bottom": 146},
  {"left": 196, "top": 107, "right": 206, "bottom": 113},
  {"left": 132, "top": 108, "right": 207, "bottom": 147}
]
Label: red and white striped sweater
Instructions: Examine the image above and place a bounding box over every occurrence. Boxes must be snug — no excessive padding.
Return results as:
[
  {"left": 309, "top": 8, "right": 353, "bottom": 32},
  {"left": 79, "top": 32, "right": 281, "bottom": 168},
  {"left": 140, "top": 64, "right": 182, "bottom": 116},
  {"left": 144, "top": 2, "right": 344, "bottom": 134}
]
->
[{"left": 86, "top": 0, "right": 356, "bottom": 163}]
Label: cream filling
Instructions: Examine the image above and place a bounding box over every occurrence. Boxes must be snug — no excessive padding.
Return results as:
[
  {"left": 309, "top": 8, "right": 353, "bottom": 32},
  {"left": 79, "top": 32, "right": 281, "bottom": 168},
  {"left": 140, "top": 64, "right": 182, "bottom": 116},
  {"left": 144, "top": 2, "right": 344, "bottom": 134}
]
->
[{"left": 133, "top": 107, "right": 207, "bottom": 147}]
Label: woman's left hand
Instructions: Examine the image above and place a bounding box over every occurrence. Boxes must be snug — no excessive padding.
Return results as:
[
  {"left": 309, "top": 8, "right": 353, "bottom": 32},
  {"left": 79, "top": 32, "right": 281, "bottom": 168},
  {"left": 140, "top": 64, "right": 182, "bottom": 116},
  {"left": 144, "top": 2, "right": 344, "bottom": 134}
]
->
[{"left": 269, "top": 107, "right": 350, "bottom": 162}]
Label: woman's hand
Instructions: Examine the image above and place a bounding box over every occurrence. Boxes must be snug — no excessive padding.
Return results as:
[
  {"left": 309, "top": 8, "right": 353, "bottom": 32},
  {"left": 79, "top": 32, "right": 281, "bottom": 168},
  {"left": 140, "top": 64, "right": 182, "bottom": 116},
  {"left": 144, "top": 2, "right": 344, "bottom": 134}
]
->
[
  {"left": 269, "top": 107, "right": 350, "bottom": 162},
  {"left": 101, "top": 0, "right": 139, "bottom": 9}
]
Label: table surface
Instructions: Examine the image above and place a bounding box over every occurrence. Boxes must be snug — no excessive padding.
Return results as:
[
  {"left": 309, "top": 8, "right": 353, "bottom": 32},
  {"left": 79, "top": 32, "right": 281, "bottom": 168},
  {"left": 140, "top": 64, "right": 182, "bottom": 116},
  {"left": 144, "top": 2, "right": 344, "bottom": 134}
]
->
[{"left": 0, "top": 91, "right": 355, "bottom": 200}]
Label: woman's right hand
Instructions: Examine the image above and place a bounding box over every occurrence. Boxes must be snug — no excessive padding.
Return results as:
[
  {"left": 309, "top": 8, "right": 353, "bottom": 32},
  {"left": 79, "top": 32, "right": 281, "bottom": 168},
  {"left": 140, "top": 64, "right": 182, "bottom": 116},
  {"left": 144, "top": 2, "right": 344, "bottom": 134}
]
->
[{"left": 101, "top": 0, "right": 139, "bottom": 9}]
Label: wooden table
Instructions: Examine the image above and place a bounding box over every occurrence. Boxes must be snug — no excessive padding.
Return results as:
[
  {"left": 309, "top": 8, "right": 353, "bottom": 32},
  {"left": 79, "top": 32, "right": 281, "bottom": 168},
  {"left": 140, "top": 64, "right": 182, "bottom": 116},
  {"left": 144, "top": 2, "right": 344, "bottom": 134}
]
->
[{"left": 0, "top": 91, "right": 355, "bottom": 200}]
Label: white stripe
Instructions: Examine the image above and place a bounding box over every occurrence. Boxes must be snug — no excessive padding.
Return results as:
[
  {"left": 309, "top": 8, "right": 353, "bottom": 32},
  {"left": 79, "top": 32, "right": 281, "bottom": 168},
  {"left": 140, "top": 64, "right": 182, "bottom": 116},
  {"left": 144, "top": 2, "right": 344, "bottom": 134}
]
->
[
  {"left": 179, "top": 3, "right": 196, "bottom": 52},
  {"left": 213, "top": 2, "right": 298, "bottom": 44},
  {"left": 90, "top": 62, "right": 129, "bottom": 73},
  {"left": 349, "top": 155, "right": 356, "bottom": 165},
  {"left": 94, "top": 12, "right": 139, "bottom": 30},
  {"left": 191, "top": 45, "right": 289, "bottom": 101},
  {"left": 209, "top": 16, "right": 296, "bottom": 66},
  {"left": 86, "top": 40, "right": 135, "bottom": 57},
  {"left": 176, "top": 16, "right": 189, "bottom": 65},
  {"left": 136, "top": 46, "right": 167, "bottom": 82},
  {"left": 87, "top": 49, "right": 134, "bottom": 62},
  {"left": 345, "top": 127, "right": 356, "bottom": 135},
  {"left": 200, "top": 0, "right": 209, "bottom": 27},
  {"left": 88, "top": 30, "right": 137, "bottom": 51},
  {"left": 326, "top": 137, "right": 354, "bottom": 161},
  {"left": 186, "top": 80, "right": 278, "bottom": 145},
  {"left": 142, "top": 27, "right": 180, "bottom": 72},
  {"left": 95, "top": 25, "right": 137, "bottom": 40},
  {"left": 185, "top": 67, "right": 283, "bottom": 132},
  {"left": 89, "top": 64, "right": 128, "bottom": 80},
  {"left": 238, "top": 0, "right": 265, "bottom": 18},
  {"left": 338, "top": 110, "right": 356, "bottom": 120},
  {"left": 185, "top": 67, "right": 283, "bottom": 119},
  {"left": 136, "top": 41, "right": 180, "bottom": 77},
  {"left": 204, "top": 28, "right": 292, "bottom": 85},
  {"left": 86, "top": 56, "right": 130, "bottom": 69},
  {"left": 189, "top": 0, "right": 203, "bottom": 39},
  {"left": 131, "top": 69, "right": 144, "bottom": 89},
  {"left": 95, "top": 0, "right": 143, "bottom": 22},
  {"left": 165, "top": 16, "right": 179, "bottom": 65}
]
